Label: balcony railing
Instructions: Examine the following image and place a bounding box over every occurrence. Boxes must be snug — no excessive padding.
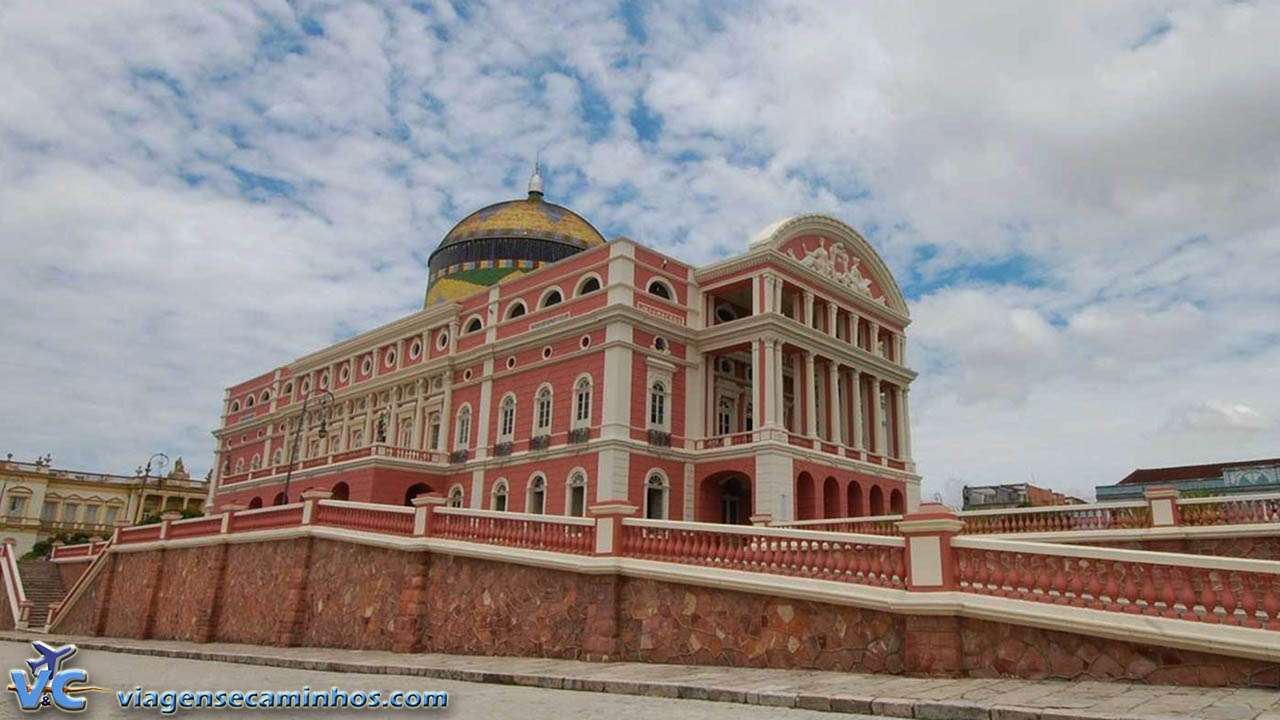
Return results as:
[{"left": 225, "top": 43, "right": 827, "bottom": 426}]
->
[{"left": 221, "top": 443, "right": 449, "bottom": 485}]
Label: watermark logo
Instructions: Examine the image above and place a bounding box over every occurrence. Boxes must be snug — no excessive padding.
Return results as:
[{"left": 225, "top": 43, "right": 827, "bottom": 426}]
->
[{"left": 7, "top": 641, "right": 107, "bottom": 712}]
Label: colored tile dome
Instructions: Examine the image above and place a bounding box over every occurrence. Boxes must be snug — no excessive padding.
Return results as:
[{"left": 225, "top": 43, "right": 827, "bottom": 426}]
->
[{"left": 425, "top": 169, "right": 605, "bottom": 307}]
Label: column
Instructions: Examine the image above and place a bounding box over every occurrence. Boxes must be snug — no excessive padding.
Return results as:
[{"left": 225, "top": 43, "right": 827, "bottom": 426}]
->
[
  {"left": 893, "top": 385, "right": 906, "bottom": 458},
  {"left": 803, "top": 291, "right": 815, "bottom": 328},
  {"left": 849, "top": 369, "right": 863, "bottom": 451},
  {"left": 388, "top": 391, "right": 401, "bottom": 448},
  {"left": 827, "top": 362, "right": 842, "bottom": 445},
  {"left": 790, "top": 352, "right": 803, "bottom": 433},
  {"left": 411, "top": 379, "right": 424, "bottom": 450},
  {"left": 826, "top": 306, "right": 837, "bottom": 338},
  {"left": 901, "top": 387, "right": 913, "bottom": 461},
  {"left": 750, "top": 338, "right": 763, "bottom": 433},
  {"left": 847, "top": 312, "right": 859, "bottom": 346},
  {"left": 803, "top": 351, "right": 817, "bottom": 438},
  {"left": 363, "top": 393, "right": 375, "bottom": 445},
  {"left": 867, "top": 320, "right": 879, "bottom": 355},
  {"left": 773, "top": 341, "right": 785, "bottom": 432},
  {"left": 439, "top": 376, "right": 453, "bottom": 452},
  {"left": 868, "top": 375, "right": 882, "bottom": 455}
]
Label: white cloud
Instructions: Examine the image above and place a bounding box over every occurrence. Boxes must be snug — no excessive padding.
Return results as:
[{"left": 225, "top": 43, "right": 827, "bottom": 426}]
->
[{"left": 0, "top": 0, "right": 1277, "bottom": 507}]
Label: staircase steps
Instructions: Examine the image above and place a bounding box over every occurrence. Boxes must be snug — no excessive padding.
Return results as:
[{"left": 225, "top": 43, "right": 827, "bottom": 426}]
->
[{"left": 16, "top": 560, "right": 68, "bottom": 629}]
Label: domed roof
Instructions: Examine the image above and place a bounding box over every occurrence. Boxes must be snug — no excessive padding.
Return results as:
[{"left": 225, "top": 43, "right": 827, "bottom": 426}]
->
[
  {"left": 438, "top": 194, "right": 605, "bottom": 251},
  {"left": 424, "top": 172, "right": 606, "bottom": 308}
]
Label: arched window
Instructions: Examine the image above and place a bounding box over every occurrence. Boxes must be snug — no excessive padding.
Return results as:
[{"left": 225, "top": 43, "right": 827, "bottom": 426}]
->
[
  {"left": 245, "top": 395, "right": 255, "bottom": 409},
  {"left": 351, "top": 429, "right": 364, "bottom": 449},
  {"left": 649, "top": 382, "right": 667, "bottom": 428},
  {"left": 534, "top": 386, "right": 552, "bottom": 434},
  {"left": 260, "top": 389, "right": 271, "bottom": 404},
  {"left": 230, "top": 400, "right": 241, "bottom": 413},
  {"left": 455, "top": 405, "right": 472, "bottom": 448},
  {"left": 540, "top": 288, "right": 563, "bottom": 308},
  {"left": 331, "top": 482, "right": 350, "bottom": 501},
  {"left": 250, "top": 454, "right": 261, "bottom": 470},
  {"left": 234, "top": 459, "right": 245, "bottom": 474},
  {"left": 576, "top": 275, "right": 601, "bottom": 295},
  {"left": 248, "top": 496, "right": 264, "bottom": 509},
  {"left": 573, "top": 376, "right": 592, "bottom": 427},
  {"left": 272, "top": 449, "right": 283, "bottom": 466},
  {"left": 506, "top": 301, "right": 527, "bottom": 320},
  {"left": 308, "top": 439, "right": 321, "bottom": 458},
  {"left": 465, "top": 316, "right": 483, "bottom": 333},
  {"left": 447, "top": 484, "right": 464, "bottom": 508},
  {"left": 498, "top": 395, "right": 516, "bottom": 441},
  {"left": 491, "top": 480, "right": 509, "bottom": 512},
  {"left": 647, "top": 279, "right": 672, "bottom": 300},
  {"left": 272, "top": 492, "right": 287, "bottom": 506},
  {"left": 566, "top": 471, "right": 587, "bottom": 517},
  {"left": 645, "top": 473, "right": 669, "bottom": 519},
  {"left": 399, "top": 424, "right": 412, "bottom": 448},
  {"left": 527, "top": 475, "right": 546, "bottom": 514},
  {"left": 428, "top": 412, "right": 441, "bottom": 450}
]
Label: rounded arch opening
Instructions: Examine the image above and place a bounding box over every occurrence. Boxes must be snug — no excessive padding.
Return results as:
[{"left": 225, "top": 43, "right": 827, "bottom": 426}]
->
[
  {"left": 795, "top": 472, "right": 815, "bottom": 520},
  {"left": 330, "top": 482, "right": 350, "bottom": 501},
  {"left": 822, "top": 476, "right": 841, "bottom": 518},
  {"left": 576, "top": 274, "right": 602, "bottom": 296},
  {"left": 869, "top": 485, "right": 885, "bottom": 516},
  {"left": 248, "top": 497, "right": 263, "bottom": 509},
  {"left": 697, "top": 471, "right": 752, "bottom": 525},
  {"left": 272, "top": 492, "right": 287, "bottom": 506},
  {"left": 847, "top": 480, "right": 864, "bottom": 517},
  {"left": 889, "top": 488, "right": 905, "bottom": 514},
  {"left": 403, "top": 482, "right": 433, "bottom": 507}
]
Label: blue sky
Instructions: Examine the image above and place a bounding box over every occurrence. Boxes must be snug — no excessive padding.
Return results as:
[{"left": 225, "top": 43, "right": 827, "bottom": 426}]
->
[{"left": 1, "top": 1, "right": 1278, "bottom": 503}]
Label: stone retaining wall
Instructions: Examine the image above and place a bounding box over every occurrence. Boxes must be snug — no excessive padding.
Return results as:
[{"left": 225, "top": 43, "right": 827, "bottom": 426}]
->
[{"left": 54, "top": 537, "right": 1280, "bottom": 688}]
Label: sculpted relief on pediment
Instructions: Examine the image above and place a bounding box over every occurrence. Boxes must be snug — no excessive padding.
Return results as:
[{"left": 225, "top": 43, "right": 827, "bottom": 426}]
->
[{"left": 788, "top": 236, "right": 883, "bottom": 304}]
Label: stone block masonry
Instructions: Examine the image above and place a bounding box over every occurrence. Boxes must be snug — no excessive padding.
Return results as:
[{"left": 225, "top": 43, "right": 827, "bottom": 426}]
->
[{"left": 54, "top": 534, "right": 1280, "bottom": 688}]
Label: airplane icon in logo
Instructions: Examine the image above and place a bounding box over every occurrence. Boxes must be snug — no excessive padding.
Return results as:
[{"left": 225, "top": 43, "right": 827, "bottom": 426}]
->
[{"left": 26, "top": 641, "right": 76, "bottom": 676}]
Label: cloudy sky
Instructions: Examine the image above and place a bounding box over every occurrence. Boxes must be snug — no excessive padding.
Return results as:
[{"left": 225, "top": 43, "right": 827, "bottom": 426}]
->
[{"left": 1, "top": 1, "right": 1277, "bottom": 502}]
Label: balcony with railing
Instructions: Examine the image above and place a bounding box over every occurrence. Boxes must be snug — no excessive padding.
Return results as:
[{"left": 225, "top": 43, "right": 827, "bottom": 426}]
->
[{"left": 221, "top": 443, "right": 449, "bottom": 485}]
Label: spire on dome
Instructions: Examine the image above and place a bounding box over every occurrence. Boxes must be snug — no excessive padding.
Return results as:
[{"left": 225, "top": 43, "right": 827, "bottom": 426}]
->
[{"left": 527, "top": 159, "right": 544, "bottom": 199}]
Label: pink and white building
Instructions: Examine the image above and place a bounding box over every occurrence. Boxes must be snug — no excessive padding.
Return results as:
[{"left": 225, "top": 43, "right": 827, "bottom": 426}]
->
[{"left": 209, "top": 178, "right": 919, "bottom": 523}]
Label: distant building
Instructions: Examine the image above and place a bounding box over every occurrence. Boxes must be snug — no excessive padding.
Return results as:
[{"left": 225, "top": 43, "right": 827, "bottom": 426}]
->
[
  {"left": 962, "top": 482, "right": 1085, "bottom": 511},
  {"left": 1095, "top": 457, "right": 1280, "bottom": 501},
  {"left": 0, "top": 456, "right": 208, "bottom": 556}
]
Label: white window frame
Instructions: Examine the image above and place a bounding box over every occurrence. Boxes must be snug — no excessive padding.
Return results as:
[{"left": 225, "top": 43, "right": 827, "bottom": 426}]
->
[
  {"left": 565, "top": 469, "right": 588, "bottom": 517},
  {"left": 447, "top": 484, "right": 465, "bottom": 508},
  {"left": 646, "top": 278, "right": 675, "bottom": 301},
  {"left": 645, "top": 358, "right": 675, "bottom": 432},
  {"left": 526, "top": 474, "right": 546, "bottom": 514},
  {"left": 644, "top": 471, "right": 669, "bottom": 520},
  {"left": 533, "top": 384, "right": 553, "bottom": 435},
  {"left": 575, "top": 273, "right": 603, "bottom": 296},
  {"left": 491, "top": 479, "right": 509, "bottom": 511},
  {"left": 538, "top": 285, "right": 565, "bottom": 309},
  {"left": 498, "top": 394, "right": 517, "bottom": 442},
  {"left": 572, "top": 374, "right": 593, "bottom": 428},
  {"left": 455, "top": 404, "right": 472, "bottom": 449}
]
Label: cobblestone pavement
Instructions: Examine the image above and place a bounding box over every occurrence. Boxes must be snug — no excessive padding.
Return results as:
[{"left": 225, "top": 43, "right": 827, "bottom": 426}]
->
[{"left": 1, "top": 633, "right": 1277, "bottom": 720}]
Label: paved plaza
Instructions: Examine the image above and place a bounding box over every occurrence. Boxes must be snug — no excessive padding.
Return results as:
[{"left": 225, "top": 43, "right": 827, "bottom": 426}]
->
[{"left": 1, "top": 633, "right": 1277, "bottom": 719}]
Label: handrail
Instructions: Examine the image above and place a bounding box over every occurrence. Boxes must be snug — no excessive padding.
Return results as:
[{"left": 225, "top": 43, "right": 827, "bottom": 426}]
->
[
  {"left": 623, "top": 517, "right": 904, "bottom": 547},
  {"left": 46, "top": 535, "right": 114, "bottom": 629},
  {"left": 1178, "top": 490, "right": 1280, "bottom": 505},
  {"left": 0, "top": 545, "right": 24, "bottom": 626},
  {"left": 435, "top": 506, "right": 596, "bottom": 526},
  {"left": 953, "top": 536, "right": 1280, "bottom": 628}
]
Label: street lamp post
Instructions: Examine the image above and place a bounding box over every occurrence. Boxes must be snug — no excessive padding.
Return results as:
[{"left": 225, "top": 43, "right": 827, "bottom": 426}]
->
[
  {"left": 282, "top": 389, "right": 335, "bottom": 504},
  {"left": 132, "top": 452, "right": 169, "bottom": 524}
]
